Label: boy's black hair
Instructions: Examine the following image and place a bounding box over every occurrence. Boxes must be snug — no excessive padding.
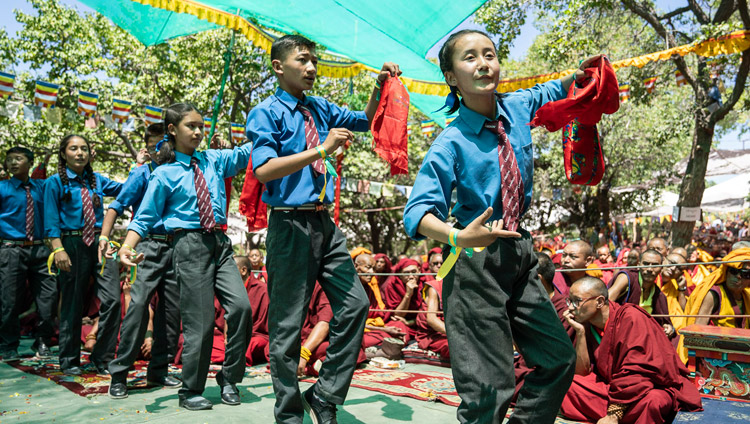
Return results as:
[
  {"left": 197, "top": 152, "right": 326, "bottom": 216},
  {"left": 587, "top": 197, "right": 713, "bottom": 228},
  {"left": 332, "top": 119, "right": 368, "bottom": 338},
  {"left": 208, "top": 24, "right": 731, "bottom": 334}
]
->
[
  {"left": 535, "top": 252, "right": 556, "bottom": 286},
  {"left": 5, "top": 146, "right": 34, "bottom": 166},
  {"left": 270, "top": 34, "right": 316, "bottom": 63},
  {"left": 438, "top": 29, "right": 498, "bottom": 115},
  {"left": 156, "top": 103, "right": 200, "bottom": 165},
  {"left": 57, "top": 134, "right": 101, "bottom": 208},
  {"left": 144, "top": 122, "right": 165, "bottom": 144}
]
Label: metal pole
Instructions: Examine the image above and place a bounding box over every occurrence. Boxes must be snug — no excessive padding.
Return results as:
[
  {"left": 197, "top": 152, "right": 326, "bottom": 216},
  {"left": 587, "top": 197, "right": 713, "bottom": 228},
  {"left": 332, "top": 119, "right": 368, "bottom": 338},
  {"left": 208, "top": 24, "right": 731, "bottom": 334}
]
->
[{"left": 208, "top": 28, "right": 237, "bottom": 146}]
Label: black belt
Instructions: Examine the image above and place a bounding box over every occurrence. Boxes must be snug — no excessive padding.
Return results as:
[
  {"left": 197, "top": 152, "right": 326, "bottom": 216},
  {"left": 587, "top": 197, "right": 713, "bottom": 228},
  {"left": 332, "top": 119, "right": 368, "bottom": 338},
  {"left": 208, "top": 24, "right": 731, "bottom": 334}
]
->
[
  {"left": 271, "top": 204, "right": 328, "bottom": 212},
  {"left": 174, "top": 226, "right": 224, "bottom": 234},
  {"left": 61, "top": 230, "right": 100, "bottom": 237},
  {"left": 145, "top": 234, "right": 174, "bottom": 243},
  {"left": 1, "top": 239, "right": 44, "bottom": 247}
]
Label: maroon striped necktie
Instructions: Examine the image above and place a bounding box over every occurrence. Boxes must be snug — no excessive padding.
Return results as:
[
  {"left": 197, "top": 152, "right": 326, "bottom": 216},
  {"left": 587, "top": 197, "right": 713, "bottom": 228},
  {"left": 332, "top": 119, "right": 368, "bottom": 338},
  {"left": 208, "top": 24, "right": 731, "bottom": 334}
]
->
[
  {"left": 23, "top": 184, "right": 34, "bottom": 241},
  {"left": 78, "top": 179, "right": 96, "bottom": 246},
  {"left": 191, "top": 157, "right": 217, "bottom": 231},
  {"left": 484, "top": 120, "right": 524, "bottom": 232},
  {"left": 298, "top": 104, "right": 325, "bottom": 175}
]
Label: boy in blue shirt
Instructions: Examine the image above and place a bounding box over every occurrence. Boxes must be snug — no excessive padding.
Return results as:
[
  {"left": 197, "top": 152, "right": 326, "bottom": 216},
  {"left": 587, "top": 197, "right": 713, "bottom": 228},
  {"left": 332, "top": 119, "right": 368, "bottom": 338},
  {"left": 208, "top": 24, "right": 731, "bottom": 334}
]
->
[
  {"left": 102, "top": 123, "right": 182, "bottom": 398},
  {"left": 0, "top": 147, "right": 56, "bottom": 361},
  {"left": 248, "top": 34, "right": 400, "bottom": 424}
]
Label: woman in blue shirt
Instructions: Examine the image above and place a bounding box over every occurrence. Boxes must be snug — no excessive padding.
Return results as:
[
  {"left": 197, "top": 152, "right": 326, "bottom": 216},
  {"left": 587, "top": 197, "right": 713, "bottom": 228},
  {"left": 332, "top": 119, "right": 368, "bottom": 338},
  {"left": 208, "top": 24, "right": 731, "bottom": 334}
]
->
[
  {"left": 403, "top": 30, "right": 600, "bottom": 423},
  {"left": 44, "top": 134, "right": 122, "bottom": 376},
  {"left": 118, "top": 103, "right": 253, "bottom": 411}
]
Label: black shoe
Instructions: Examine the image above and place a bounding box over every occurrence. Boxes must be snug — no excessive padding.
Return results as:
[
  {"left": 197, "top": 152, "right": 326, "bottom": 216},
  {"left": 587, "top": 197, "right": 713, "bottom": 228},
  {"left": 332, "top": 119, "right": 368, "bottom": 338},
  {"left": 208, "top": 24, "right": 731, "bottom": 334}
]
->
[
  {"left": 302, "top": 386, "right": 338, "bottom": 424},
  {"left": 147, "top": 375, "right": 182, "bottom": 388},
  {"left": 178, "top": 394, "right": 213, "bottom": 411},
  {"left": 0, "top": 350, "right": 20, "bottom": 362},
  {"left": 86, "top": 362, "right": 110, "bottom": 375},
  {"left": 109, "top": 382, "right": 128, "bottom": 399},
  {"left": 215, "top": 371, "right": 240, "bottom": 405},
  {"left": 62, "top": 366, "right": 83, "bottom": 376},
  {"left": 34, "top": 341, "right": 52, "bottom": 358}
]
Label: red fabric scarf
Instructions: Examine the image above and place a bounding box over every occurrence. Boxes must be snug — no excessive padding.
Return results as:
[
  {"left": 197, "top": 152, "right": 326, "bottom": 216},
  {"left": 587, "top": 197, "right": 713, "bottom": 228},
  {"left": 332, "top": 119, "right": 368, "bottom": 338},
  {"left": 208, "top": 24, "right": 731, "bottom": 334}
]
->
[{"left": 371, "top": 77, "right": 409, "bottom": 175}]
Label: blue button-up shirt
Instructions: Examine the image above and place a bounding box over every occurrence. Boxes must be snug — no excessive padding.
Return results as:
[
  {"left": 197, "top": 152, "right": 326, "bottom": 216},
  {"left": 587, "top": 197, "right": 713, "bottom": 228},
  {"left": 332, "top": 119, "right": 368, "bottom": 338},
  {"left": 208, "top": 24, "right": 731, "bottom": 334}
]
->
[
  {"left": 108, "top": 162, "right": 167, "bottom": 235},
  {"left": 0, "top": 177, "right": 45, "bottom": 240},
  {"left": 403, "top": 80, "right": 566, "bottom": 240},
  {"left": 248, "top": 87, "right": 370, "bottom": 207},
  {"left": 43, "top": 167, "right": 123, "bottom": 238},
  {"left": 128, "top": 146, "right": 251, "bottom": 237}
]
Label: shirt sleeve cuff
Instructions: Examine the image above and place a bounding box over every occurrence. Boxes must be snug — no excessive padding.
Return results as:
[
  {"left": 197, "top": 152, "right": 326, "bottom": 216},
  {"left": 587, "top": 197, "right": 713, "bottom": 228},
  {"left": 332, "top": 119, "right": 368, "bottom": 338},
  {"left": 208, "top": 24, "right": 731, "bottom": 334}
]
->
[
  {"left": 351, "top": 111, "right": 370, "bottom": 132},
  {"left": 108, "top": 200, "right": 125, "bottom": 215},
  {"left": 404, "top": 204, "right": 444, "bottom": 241},
  {"left": 127, "top": 221, "right": 149, "bottom": 239},
  {"left": 251, "top": 146, "right": 278, "bottom": 172}
]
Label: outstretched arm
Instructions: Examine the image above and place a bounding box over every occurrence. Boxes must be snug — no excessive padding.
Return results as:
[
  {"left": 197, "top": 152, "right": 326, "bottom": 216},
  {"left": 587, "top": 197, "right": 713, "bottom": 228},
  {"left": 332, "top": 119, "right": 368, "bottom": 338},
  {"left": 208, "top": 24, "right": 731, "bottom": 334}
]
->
[
  {"left": 561, "top": 54, "right": 605, "bottom": 92},
  {"left": 364, "top": 62, "right": 402, "bottom": 123}
]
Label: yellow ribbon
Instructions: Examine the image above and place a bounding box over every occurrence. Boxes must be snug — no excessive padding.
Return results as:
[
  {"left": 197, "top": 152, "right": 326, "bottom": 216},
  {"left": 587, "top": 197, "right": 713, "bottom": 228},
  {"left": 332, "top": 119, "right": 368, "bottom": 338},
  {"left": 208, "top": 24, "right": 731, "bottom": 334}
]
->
[
  {"left": 47, "top": 247, "right": 65, "bottom": 276},
  {"left": 99, "top": 241, "right": 122, "bottom": 276},
  {"left": 436, "top": 246, "right": 485, "bottom": 280}
]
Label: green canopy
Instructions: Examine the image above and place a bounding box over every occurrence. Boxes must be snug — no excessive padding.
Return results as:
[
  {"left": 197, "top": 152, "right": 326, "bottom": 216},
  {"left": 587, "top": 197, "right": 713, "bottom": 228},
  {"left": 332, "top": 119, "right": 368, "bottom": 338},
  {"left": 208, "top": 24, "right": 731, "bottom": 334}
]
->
[{"left": 77, "top": 0, "right": 475, "bottom": 125}]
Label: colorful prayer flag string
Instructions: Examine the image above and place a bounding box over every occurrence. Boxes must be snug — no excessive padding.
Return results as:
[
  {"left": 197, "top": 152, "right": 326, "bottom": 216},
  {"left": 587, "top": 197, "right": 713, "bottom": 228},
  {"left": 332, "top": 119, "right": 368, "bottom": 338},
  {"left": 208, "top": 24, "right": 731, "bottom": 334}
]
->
[
  {"left": 144, "top": 105, "right": 163, "bottom": 124},
  {"left": 34, "top": 80, "right": 59, "bottom": 108},
  {"left": 0, "top": 71, "right": 15, "bottom": 99},
  {"left": 112, "top": 98, "right": 132, "bottom": 123},
  {"left": 77, "top": 90, "right": 99, "bottom": 117}
]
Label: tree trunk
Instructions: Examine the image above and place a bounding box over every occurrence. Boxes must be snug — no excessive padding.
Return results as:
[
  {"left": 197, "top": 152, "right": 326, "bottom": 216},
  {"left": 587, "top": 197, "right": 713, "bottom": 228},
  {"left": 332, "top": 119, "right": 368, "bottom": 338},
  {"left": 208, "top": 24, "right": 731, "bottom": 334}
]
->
[{"left": 671, "top": 115, "right": 714, "bottom": 247}]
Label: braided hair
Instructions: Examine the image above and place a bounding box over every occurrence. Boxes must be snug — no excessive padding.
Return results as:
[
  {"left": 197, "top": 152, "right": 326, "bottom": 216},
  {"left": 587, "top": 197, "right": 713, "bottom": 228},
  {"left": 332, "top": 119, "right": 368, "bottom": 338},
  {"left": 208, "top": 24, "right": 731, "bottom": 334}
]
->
[
  {"left": 57, "top": 134, "right": 101, "bottom": 208},
  {"left": 155, "top": 103, "right": 200, "bottom": 165},
  {"left": 438, "top": 29, "right": 502, "bottom": 115}
]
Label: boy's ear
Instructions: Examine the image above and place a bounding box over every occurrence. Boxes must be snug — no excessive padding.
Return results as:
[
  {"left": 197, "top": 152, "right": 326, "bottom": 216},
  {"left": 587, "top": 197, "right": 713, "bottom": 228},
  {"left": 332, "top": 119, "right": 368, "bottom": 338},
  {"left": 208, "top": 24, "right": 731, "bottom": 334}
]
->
[{"left": 271, "top": 59, "right": 283, "bottom": 76}]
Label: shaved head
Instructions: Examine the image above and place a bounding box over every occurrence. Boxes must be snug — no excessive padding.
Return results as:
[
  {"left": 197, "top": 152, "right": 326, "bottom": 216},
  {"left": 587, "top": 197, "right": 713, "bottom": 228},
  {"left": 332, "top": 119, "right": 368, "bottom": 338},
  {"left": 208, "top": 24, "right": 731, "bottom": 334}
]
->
[
  {"left": 572, "top": 276, "right": 608, "bottom": 299},
  {"left": 234, "top": 255, "right": 251, "bottom": 270},
  {"left": 568, "top": 240, "right": 594, "bottom": 258},
  {"left": 670, "top": 247, "right": 688, "bottom": 260},
  {"left": 647, "top": 237, "right": 669, "bottom": 256}
]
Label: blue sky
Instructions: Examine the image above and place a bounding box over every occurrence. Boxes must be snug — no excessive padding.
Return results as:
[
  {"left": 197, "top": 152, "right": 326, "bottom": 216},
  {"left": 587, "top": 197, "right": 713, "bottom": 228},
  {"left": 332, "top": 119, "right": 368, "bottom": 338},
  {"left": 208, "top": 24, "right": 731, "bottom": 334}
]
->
[{"left": 1, "top": 0, "right": 746, "bottom": 155}]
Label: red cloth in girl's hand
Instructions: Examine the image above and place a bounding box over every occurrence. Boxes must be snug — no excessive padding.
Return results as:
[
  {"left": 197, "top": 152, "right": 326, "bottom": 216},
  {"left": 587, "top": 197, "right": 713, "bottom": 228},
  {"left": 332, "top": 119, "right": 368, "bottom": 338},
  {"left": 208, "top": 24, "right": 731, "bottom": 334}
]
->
[
  {"left": 529, "top": 57, "right": 620, "bottom": 131},
  {"left": 371, "top": 77, "right": 410, "bottom": 175},
  {"left": 238, "top": 155, "right": 268, "bottom": 232}
]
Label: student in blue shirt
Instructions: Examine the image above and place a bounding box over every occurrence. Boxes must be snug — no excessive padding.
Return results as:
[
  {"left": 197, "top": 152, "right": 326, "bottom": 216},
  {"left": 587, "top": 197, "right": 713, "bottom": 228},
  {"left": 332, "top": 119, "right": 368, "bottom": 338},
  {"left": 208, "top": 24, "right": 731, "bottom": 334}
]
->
[
  {"left": 101, "top": 123, "right": 183, "bottom": 398},
  {"left": 44, "top": 134, "right": 123, "bottom": 376},
  {"left": 118, "top": 103, "right": 253, "bottom": 411},
  {"left": 0, "top": 147, "right": 57, "bottom": 361},
  {"left": 403, "top": 30, "right": 600, "bottom": 423},
  {"left": 248, "top": 34, "right": 400, "bottom": 424}
]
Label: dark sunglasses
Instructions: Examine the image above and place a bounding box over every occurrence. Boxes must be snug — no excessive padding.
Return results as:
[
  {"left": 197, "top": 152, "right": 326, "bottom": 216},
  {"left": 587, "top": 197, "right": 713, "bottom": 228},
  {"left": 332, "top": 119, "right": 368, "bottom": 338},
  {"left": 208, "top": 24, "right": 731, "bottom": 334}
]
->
[{"left": 728, "top": 267, "right": 750, "bottom": 279}]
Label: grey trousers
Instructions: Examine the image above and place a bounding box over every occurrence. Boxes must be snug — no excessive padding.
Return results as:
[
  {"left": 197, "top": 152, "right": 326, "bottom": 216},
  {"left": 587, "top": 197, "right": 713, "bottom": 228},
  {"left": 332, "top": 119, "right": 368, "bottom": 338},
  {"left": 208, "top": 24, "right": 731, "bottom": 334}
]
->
[
  {"left": 266, "top": 209, "right": 368, "bottom": 424},
  {"left": 443, "top": 229, "right": 575, "bottom": 424},
  {"left": 58, "top": 235, "right": 121, "bottom": 369},
  {"left": 172, "top": 230, "right": 252, "bottom": 397},
  {"left": 109, "top": 238, "right": 180, "bottom": 381},
  {"left": 0, "top": 244, "right": 57, "bottom": 351}
]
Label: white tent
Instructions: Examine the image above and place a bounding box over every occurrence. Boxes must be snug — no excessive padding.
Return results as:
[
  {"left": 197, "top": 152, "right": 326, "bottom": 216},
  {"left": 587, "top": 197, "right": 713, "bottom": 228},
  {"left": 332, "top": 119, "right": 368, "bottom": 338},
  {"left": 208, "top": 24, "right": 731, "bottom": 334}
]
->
[{"left": 700, "top": 173, "right": 750, "bottom": 213}]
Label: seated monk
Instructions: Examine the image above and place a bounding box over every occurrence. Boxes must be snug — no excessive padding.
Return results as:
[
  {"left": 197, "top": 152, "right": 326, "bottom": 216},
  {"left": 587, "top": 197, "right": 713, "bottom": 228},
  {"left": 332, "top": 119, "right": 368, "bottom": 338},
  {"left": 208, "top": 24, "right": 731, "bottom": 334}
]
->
[
  {"left": 560, "top": 277, "right": 702, "bottom": 424},
  {"left": 372, "top": 253, "right": 393, "bottom": 287},
  {"left": 247, "top": 248, "right": 267, "bottom": 284},
  {"left": 607, "top": 249, "right": 676, "bottom": 340},
  {"left": 382, "top": 258, "right": 423, "bottom": 342},
  {"left": 421, "top": 247, "right": 442, "bottom": 283},
  {"left": 414, "top": 278, "right": 448, "bottom": 359},
  {"left": 553, "top": 240, "right": 595, "bottom": 297},
  {"left": 211, "top": 256, "right": 269, "bottom": 365},
  {"left": 294, "top": 282, "right": 367, "bottom": 377},
  {"left": 512, "top": 253, "right": 575, "bottom": 404},
  {"left": 677, "top": 247, "right": 750, "bottom": 363},
  {"left": 351, "top": 249, "right": 405, "bottom": 349},
  {"left": 593, "top": 245, "right": 616, "bottom": 285},
  {"left": 659, "top": 253, "right": 695, "bottom": 331}
]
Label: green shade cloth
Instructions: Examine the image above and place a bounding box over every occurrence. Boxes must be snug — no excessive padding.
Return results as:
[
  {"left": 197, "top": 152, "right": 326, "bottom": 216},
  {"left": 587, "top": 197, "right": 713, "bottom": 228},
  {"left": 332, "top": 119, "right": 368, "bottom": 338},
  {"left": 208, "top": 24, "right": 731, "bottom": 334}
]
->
[{"left": 78, "top": 0, "right": 476, "bottom": 125}]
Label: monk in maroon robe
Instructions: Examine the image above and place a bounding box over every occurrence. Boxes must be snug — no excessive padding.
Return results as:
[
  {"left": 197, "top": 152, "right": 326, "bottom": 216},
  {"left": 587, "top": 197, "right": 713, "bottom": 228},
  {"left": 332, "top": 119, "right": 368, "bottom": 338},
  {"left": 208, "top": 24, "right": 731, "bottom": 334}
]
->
[
  {"left": 560, "top": 277, "right": 701, "bottom": 424},
  {"left": 352, "top": 250, "right": 405, "bottom": 348},
  {"left": 554, "top": 240, "right": 595, "bottom": 297},
  {"left": 211, "top": 256, "right": 269, "bottom": 365},
  {"left": 414, "top": 279, "right": 449, "bottom": 358},
  {"left": 382, "top": 258, "right": 422, "bottom": 342},
  {"left": 292, "top": 282, "right": 367, "bottom": 376}
]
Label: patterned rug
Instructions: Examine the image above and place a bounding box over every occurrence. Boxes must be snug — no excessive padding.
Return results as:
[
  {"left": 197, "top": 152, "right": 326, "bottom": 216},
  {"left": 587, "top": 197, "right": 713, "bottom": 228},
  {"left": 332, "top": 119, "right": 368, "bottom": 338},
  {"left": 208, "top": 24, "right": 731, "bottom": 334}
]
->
[
  {"left": 7, "top": 355, "right": 167, "bottom": 397},
  {"left": 675, "top": 398, "right": 750, "bottom": 422}
]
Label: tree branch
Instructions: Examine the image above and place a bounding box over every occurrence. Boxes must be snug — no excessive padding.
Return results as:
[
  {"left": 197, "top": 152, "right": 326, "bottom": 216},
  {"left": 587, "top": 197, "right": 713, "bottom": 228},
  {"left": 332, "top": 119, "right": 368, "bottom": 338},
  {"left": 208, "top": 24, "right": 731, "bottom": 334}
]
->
[
  {"left": 713, "top": 0, "right": 738, "bottom": 23},
  {"left": 688, "top": 0, "right": 710, "bottom": 24},
  {"left": 713, "top": 49, "right": 750, "bottom": 122},
  {"left": 658, "top": 5, "right": 691, "bottom": 20},
  {"left": 738, "top": 0, "right": 750, "bottom": 28},
  {"left": 114, "top": 129, "right": 138, "bottom": 158}
]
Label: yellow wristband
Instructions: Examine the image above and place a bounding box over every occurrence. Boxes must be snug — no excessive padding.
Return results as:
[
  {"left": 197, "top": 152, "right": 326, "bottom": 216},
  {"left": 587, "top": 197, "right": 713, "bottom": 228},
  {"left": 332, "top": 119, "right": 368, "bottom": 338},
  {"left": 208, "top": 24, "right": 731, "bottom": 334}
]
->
[
  {"left": 449, "top": 228, "right": 460, "bottom": 247},
  {"left": 300, "top": 346, "right": 312, "bottom": 361},
  {"left": 314, "top": 145, "right": 327, "bottom": 159},
  {"left": 47, "top": 247, "right": 65, "bottom": 276},
  {"left": 122, "top": 243, "right": 136, "bottom": 253},
  {"left": 99, "top": 235, "right": 109, "bottom": 243}
]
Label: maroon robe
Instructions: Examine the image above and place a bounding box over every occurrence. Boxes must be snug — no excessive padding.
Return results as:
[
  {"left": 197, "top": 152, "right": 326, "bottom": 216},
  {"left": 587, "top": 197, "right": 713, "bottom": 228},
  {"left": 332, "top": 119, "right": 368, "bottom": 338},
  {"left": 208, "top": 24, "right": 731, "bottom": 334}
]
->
[
  {"left": 552, "top": 272, "right": 573, "bottom": 297},
  {"left": 415, "top": 279, "right": 449, "bottom": 358},
  {"left": 211, "top": 276, "right": 270, "bottom": 365},
  {"left": 560, "top": 303, "right": 702, "bottom": 423}
]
